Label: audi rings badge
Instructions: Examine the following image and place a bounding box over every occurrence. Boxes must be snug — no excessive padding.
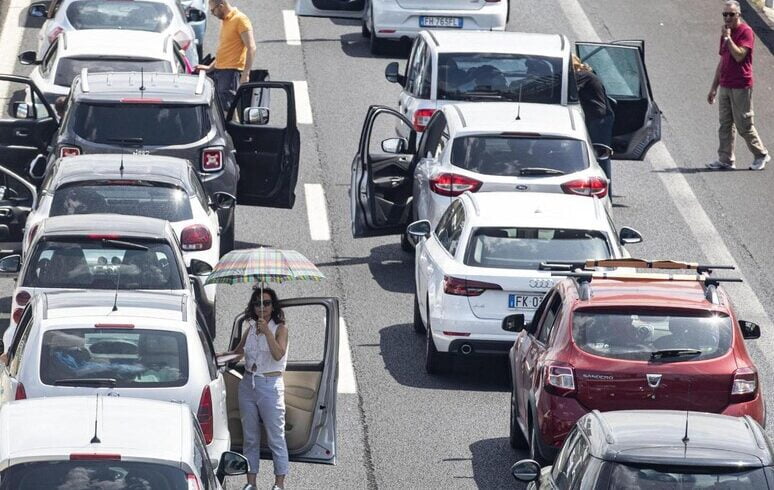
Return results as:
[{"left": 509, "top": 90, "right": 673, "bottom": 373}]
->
[{"left": 529, "top": 279, "right": 553, "bottom": 289}]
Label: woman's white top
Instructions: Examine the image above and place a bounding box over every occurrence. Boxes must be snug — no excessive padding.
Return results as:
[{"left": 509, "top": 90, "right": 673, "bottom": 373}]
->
[{"left": 243, "top": 318, "right": 287, "bottom": 374}]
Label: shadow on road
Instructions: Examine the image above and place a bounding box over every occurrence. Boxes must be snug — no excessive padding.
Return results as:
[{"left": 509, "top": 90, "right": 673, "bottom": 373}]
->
[
  {"left": 316, "top": 243, "right": 414, "bottom": 293},
  {"left": 234, "top": 239, "right": 273, "bottom": 250},
  {"left": 470, "top": 437, "right": 526, "bottom": 489},
  {"left": 339, "top": 32, "right": 411, "bottom": 59}
]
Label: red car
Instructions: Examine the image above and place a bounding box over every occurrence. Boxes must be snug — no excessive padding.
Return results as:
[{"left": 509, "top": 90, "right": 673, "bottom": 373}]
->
[{"left": 505, "top": 259, "right": 765, "bottom": 463}]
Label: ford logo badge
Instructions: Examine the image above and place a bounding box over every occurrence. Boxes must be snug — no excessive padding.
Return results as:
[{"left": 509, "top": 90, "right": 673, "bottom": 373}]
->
[{"left": 515, "top": 185, "right": 529, "bottom": 191}]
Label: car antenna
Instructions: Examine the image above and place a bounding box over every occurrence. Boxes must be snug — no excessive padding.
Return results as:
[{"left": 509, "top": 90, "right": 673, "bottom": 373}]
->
[
  {"left": 90, "top": 394, "right": 101, "bottom": 443},
  {"left": 682, "top": 378, "right": 691, "bottom": 451},
  {"left": 515, "top": 81, "right": 523, "bottom": 120},
  {"left": 111, "top": 250, "right": 123, "bottom": 312},
  {"left": 139, "top": 67, "right": 146, "bottom": 93}
]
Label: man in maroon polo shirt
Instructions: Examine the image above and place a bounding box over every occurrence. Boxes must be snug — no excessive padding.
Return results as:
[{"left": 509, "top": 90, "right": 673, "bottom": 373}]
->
[{"left": 706, "top": 0, "right": 769, "bottom": 170}]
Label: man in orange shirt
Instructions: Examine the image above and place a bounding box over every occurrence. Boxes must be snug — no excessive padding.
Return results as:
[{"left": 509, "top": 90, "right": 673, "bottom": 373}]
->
[{"left": 196, "top": 0, "right": 256, "bottom": 111}]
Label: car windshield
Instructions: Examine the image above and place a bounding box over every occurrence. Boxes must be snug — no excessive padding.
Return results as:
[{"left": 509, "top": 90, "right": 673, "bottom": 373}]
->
[
  {"left": 464, "top": 227, "right": 610, "bottom": 269},
  {"left": 67, "top": 0, "right": 175, "bottom": 31},
  {"left": 55, "top": 58, "right": 171, "bottom": 88},
  {"left": 0, "top": 460, "right": 189, "bottom": 489},
  {"left": 608, "top": 463, "right": 769, "bottom": 489},
  {"left": 72, "top": 103, "right": 210, "bottom": 146},
  {"left": 40, "top": 328, "right": 188, "bottom": 387},
  {"left": 22, "top": 237, "right": 184, "bottom": 290},
  {"left": 50, "top": 182, "right": 193, "bottom": 221},
  {"left": 450, "top": 136, "right": 589, "bottom": 175},
  {"left": 572, "top": 311, "right": 733, "bottom": 362},
  {"left": 437, "top": 53, "right": 563, "bottom": 104}
]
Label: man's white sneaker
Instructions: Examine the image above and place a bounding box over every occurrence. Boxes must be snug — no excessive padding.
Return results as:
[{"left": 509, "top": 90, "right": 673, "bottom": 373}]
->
[
  {"left": 750, "top": 153, "right": 771, "bottom": 170},
  {"left": 706, "top": 160, "right": 736, "bottom": 170}
]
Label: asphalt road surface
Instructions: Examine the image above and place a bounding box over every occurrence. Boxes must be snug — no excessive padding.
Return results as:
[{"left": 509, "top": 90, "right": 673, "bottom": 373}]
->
[{"left": 1, "top": 0, "right": 774, "bottom": 488}]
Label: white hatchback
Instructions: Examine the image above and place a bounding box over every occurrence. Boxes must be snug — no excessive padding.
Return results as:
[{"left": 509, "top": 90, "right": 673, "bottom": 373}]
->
[{"left": 406, "top": 191, "right": 642, "bottom": 373}]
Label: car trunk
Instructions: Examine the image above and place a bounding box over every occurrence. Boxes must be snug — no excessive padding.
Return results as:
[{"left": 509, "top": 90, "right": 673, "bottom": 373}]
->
[
  {"left": 464, "top": 269, "right": 552, "bottom": 321},
  {"left": 396, "top": 0, "right": 485, "bottom": 10}
]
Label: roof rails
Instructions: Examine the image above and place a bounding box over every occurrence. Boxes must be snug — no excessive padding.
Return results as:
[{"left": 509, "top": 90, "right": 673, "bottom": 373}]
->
[
  {"left": 194, "top": 70, "right": 206, "bottom": 95},
  {"left": 80, "top": 68, "right": 90, "bottom": 92}
]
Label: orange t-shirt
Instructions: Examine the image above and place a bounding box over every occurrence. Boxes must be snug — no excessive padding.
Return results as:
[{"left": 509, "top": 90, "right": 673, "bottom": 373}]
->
[{"left": 214, "top": 8, "right": 252, "bottom": 70}]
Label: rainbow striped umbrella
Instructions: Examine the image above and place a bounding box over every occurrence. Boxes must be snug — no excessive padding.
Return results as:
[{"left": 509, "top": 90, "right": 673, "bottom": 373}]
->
[{"left": 204, "top": 247, "right": 324, "bottom": 286}]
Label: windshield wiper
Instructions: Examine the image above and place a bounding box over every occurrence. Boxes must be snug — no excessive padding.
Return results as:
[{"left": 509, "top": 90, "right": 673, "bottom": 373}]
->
[
  {"left": 54, "top": 378, "right": 117, "bottom": 387},
  {"left": 102, "top": 239, "right": 149, "bottom": 251},
  {"left": 650, "top": 349, "right": 702, "bottom": 360},
  {"left": 519, "top": 167, "right": 566, "bottom": 176}
]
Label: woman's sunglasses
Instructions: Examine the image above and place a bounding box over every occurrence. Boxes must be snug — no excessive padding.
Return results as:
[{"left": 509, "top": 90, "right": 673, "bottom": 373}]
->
[{"left": 252, "top": 300, "right": 273, "bottom": 307}]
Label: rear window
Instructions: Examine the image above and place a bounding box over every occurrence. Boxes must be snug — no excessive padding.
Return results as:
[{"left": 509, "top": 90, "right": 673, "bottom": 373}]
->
[
  {"left": 465, "top": 227, "right": 610, "bottom": 269},
  {"left": 572, "top": 311, "right": 733, "bottom": 362},
  {"left": 438, "top": 53, "right": 563, "bottom": 104},
  {"left": 50, "top": 182, "right": 193, "bottom": 221},
  {"left": 40, "top": 328, "right": 188, "bottom": 387},
  {"left": 22, "top": 237, "right": 184, "bottom": 290},
  {"left": 451, "top": 136, "right": 589, "bottom": 176},
  {"left": 608, "top": 463, "right": 768, "bottom": 489},
  {"left": 72, "top": 103, "right": 210, "bottom": 146},
  {"left": 55, "top": 58, "right": 171, "bottom": 88},
  {"left": 67, "top": 0, "right": 174, "bottom": 31},
  {"left": 1, "top": 460, "right": 188, "bottom": 489}
]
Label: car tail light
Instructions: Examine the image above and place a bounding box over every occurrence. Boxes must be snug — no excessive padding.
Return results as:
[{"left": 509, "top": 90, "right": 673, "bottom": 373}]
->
[
  {"left": 429, "top": 173, "right": 482, "bottom": 197},
  {"left": 443, "top": 276, "right": 501, "bottom": 296},
  {"left": 181, "top": 225, "right": 212, "bottom": 251},
  {"left": 731, "top": 367, "right": 757, "bottom": 402},
  {"left": 94, "top": 323, "right": 134, "bottom": 329},
  {"left": 48, "top": 26, "right": 64, "bottom": 44},
  {"left": 59, "top": 146, "right": 81, "bottom": 158},
  {"left": 15, "top": 291, "right": 30, "bottom": 307},
  {"left": 561, "top": 177, "right": 608, "bottom": 198},
  {"left": 413, "top": 109, "right": 436, "bottom": 132},
  {"left": 15, "top": 383, "right": 26, "bottom": 400},
  {"left": 197, "top": 386, "right": 213, "bottom": 444},
  {"left": 201, "top": 147, "right": 223, "bottom": 172},
  {"left": 544, "top": 363, "right": 576, "bottom": 396},
  {"left": 186, "top": 474, "right": 202, "bottom": 490},
  {"left": 70, "top": 453, "right": 121, "bottom": 460},
  {"left": 12, "top": 308, "right": 24, "bottom": 325},
  {"left": 173, "top": 30, "right": 192, "bottom": 50}
]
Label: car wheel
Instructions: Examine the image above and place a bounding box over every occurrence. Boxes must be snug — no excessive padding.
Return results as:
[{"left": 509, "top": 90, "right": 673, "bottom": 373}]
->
[
  {"left": 369, "top": 10, "right": 385, "bottom": 55},
  {"left": 509, "top": 388, "right": 528, "bottom": 449},
  {"left": 361, "top": 18, "right": 370, "bottom": 38},
  {"left": 529, "top": 416, "right": 549, "bottom": 465},
  {"left": 220, "top": 221, "right": 235, "bottom": 256},
  {"left": 413, "top": 293, "right": 425, "bottom": 334},
  {"left": 425, "top": 311, "right": 448, "bottom": 374}
]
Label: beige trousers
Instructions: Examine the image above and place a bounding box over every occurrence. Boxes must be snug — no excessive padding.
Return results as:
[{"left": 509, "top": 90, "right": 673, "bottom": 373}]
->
[{"left": 717, "top": 86, "right": 768, "bottom": 163}]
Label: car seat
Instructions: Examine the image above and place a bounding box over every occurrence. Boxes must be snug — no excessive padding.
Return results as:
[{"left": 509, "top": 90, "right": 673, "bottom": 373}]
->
[
  {"left": 138, "top": 334, "right": 179, "bottom": 371},
  {"left": 43, "top": 247, "right": 92, "bottom": 287}
]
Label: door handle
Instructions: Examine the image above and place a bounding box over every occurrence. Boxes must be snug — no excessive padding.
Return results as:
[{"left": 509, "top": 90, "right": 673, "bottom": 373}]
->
[{"left": 14, "top": 129, "right": 29, "bottom": 137}]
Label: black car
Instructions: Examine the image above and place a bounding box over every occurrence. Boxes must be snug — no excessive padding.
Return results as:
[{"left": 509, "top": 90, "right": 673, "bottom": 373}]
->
[
  {"left": 0, "top": 71, "right": 300, "bottom": 254},
  {"left": 512, "top": 410, "right": 774, "bottom": 489}
]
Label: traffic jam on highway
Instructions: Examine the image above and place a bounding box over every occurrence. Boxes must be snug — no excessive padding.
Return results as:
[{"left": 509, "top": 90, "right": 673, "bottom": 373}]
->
[{"left": 0, "top": 0, "right": 771, "bottom": 488}]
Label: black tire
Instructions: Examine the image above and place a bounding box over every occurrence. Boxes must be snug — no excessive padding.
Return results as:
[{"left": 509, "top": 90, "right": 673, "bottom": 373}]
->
[
  {"left": 369, "top": 10, "right": 385, "bottom": 55},
  {"left": 361, "top": 18, "right": 370, "bottom": 38},
  {"left": 220, "top": 221, "right": 235, "bottom": 257},
  {"left": 413, "top": 294, "right": 425, "bottom": 334},
  {"left": 425, "top": 313, "right": 448, "bottom": 374},
  {"left": 509, "top": 388, "right": 528, "bottom": 449},
  {"left": 529, "top": 416, "right": 549, "bottom": 465}
]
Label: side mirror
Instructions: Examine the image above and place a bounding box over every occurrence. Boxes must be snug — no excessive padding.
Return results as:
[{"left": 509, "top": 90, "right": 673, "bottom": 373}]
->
[
  {"left": 186, "top": 8, "right": 206, "bottom": 22},
  {"left": 502, "top": 314, "right": 526, "bottom": 333},
  {"left": 218, "top": 451, "right": 249, "bottom": 476},
  {"left": 0, "top": 254, "right": 21, "bottom": 275},
  {"left": 384, "top": 62, "right": 405, "bottom": 86},
  {"left": 406, "top": 220, "right": 431, "bottom": 245},
  {"left": 18, "top": 51, "right": 39, "bottom": 66},
  {"left": 210, "top": 191, "right": 236, "bottom": 210},
  {"left": 243, "top": 106, "right": 269, "bottom": 125},
  {"left": 619, "top": 226, "right": 643, "bottom": 245},
  {"left": 28, "top": 154, "right": 47, "bottom": 180},
  {"left": 12, "top": 102, "right": 31, "bottom": 119},
  {"left": 28, "top": 3, "right": 48, "bottom": 17},
  {"left": 381, "top": 137, "right": 408, "bottom": 154},
  {"left": 188, "top": 258, "right": 213, "bottom": 276},
  {"left": 592, "top": 143, "right": 613, "bottom": 161},
  {"left": 739, "top": 320, "right": 761, "bottom": 340},
  {"left": 511, "top": 459, "right": 541, "bottom": 482}
]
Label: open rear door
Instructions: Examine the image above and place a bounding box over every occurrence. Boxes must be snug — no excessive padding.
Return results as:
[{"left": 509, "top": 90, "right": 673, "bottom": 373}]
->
[
  {"left": 225, "top": 297, "right": 339, "bottom": 464},
  {"left": 0, "top": 165, "right": 37, "bottom": 256},
  {"left": 295, "top": 0, "right": 366, "bottom": 18},
  {"left": 350, "top": 105, "right": 417, "bottom": 238},
  {"left": 575, "top": 41, "right": 661, "bottom": 160},
  {"left": 226, "top": 81, "right": 300, "bottom": 209}
]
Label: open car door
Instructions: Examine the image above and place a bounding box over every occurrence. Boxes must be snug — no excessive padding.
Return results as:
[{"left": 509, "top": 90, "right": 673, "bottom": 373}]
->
[
  {"left": 575, "top": 41, "right": 661, "bottom": 160},
  {"left": 226, "top": 81, "right": 300, "bottom": 209},
  {"left": 0, "top": 165, "right": 37, "bottom": 256},
  {"left": 295, "top": 0, "right": 365, "bottom": 18},
  {"left": 350, "top": 105, "right": 417, "bottom": 238},
  {"left": 0, "top": 75, "right": 58, "bottom": 179},
  {"left": 224, "top": 297, "right": 339, "bottom": 464}
]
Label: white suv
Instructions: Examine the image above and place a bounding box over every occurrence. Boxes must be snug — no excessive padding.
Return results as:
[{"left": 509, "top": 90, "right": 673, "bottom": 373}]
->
[{"left": 405, "top": 191, "right": 642, "bottom": 373}]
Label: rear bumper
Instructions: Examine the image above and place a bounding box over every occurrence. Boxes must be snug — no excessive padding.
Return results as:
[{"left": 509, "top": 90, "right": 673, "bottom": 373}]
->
[
  {"left": 448, "top": 338, "right": 512, "bottom": 355},
  {"left": 372, "top": 6, "right": 506, "bottom": 39},
  {"left": 722, "top": 392, "right": 766, "bottom": 426},
  {"left": 430, "top": 317, "right": 516, "bottom": 353}
]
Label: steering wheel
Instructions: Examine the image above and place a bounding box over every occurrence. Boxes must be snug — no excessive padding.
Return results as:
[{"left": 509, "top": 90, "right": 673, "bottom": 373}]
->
[{"left": 635, "top": 325, "right": 653, "bottom": 342}]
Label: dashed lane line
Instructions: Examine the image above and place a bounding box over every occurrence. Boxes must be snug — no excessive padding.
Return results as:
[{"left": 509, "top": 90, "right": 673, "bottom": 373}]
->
[
  {"left": 293, "top": 80, "right": 314, "bottom": 125},
  {"left": 282, "top": 10, "right": 301, "bottom": 46},
  {"left": 304, "top": 183, "right": 331, "bottom": 241}
]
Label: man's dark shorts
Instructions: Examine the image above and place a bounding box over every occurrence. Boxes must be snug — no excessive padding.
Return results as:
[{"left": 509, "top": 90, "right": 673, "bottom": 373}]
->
[{"left": 210, "top": 69, "right": 241, "bottom": 112}]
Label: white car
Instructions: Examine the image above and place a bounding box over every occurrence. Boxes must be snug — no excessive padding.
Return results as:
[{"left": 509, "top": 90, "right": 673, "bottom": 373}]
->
[
  {"left": 0, "top": 396, "right": 248, "bottom": 488},
  {"left": 295, "top": 0, "right": 508, "bottom": 55},
  {"left": 406, "top": 191, "right": 642, "bottom": 373},
  {"left": 28, "top": 0, "right": 200, "bottom": 66},
  {"left": 0, "top": 290, "right": 231, "bottom": 467},
  {"left": 19, "top": 29, "right": 191, "bottom": 105}
]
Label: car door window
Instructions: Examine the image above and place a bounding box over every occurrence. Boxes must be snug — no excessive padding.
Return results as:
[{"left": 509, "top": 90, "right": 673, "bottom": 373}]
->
[
  {"left": 434, "top": 200, "right": 457, "bottom": 250},
  {"left": 191, "top": 422, "right": 214, "bottom": 489},
  {"left": 576, "top": 44, "right": 644, "bottom": 99},
  {"left": 446, "top": 203, "right": 465, "bottom": 256},
  {"left": 40, "top": 40, "right": 58, "bottom": 78},
  {"left": 406, "top": 41, "right": 426, "bottom": 96},
  {"left": 554, "top": 430, "right": 591, "bottom": 488},
  {"left": 416, "top": 112, "right": 447, "bottom": 159},
  {"left": 416, "top": 48, "right": 432, "bottom": 99},
  {"left": 188, "top": 167, "right": 210, "bottom": 211},
  {"left": 529, "top": 291, "right": 555, "bottom": 337},
  {"left": 9, "top": 310, "right": 34, "bottom": 377},
  {"left": 552, "top": 427, "right": 580, "bottom": 481},
  {"left": 196, "top": 324, "right": 217, "bottom": 380},
  {"left": 537, "top": 294, "right": 563, "bottom": 344}
]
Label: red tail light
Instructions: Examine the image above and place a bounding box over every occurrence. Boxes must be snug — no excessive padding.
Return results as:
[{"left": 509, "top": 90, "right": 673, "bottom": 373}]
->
[
  {"left": 48, "top": 26, "right": 64, "bottom": 44},
  {"left": 15, "top": 291, "right": 31, "bottom": 307},
  {"left": 197, "top": 386, "right": 213, "bottom": 444},
  {"left": 59, "top": 146, "right": 81, "bottom": 158},
  {"left": 544, "top": 363, "right": 576, "bottom": 396},
  {"left": 731, "top": 367, "right": 757, "bottom": 402},
  {"left": 181, "top": 225, "right": 212, "bottom": 251},
  {"left": 12, "top": 308, "right": 24, "bottom": 325},
  {"left": 15, "top": 383, "right": 26, "bottom": 400},
  {"left": 70, "top": 453, "right": 121, "bottom": 461},
  {"left": 201, "top": 148, "right": 223, "bottom": 172},
  {"left": 413, "top": 109, "right": 436, "bottom": 132},
  {"left": 561, "top": 177, "right": 608, "bottom": 198},
  {"left": 429, "top": 173, "right": 482, "bottom": 197},
  {"left": 186, "top": 474, "right": 202, "bottom": 490},
  {"left": 443, "top": 276, "right": 501, "bottom": 296}
]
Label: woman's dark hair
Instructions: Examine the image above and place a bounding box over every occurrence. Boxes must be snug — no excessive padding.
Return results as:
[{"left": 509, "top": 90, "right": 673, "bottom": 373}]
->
[{"left": 245, "top": 287, "right": 284, "bottom": 324}]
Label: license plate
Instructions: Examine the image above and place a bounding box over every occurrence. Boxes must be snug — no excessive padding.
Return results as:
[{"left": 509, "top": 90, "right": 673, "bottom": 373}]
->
[
  {"left": 419, "top": 16, "right": 463, "bottom": 28},
  {"left": 508, "top": 294, "right": 542, "bottom": 309}
]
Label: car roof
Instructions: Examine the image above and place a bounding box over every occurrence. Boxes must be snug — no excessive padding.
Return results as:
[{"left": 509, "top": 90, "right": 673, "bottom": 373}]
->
[
  {"left": 444, "top": 102, "right": 585, "bottom": 138},
  {"left": 583, "top": 410, "right": 772, "bottom": 467},
  {"left": 53, "top": 154, "right": 195, "bottom": 191},
  {"left": 39, "top": 290, "right": 191, "bottom": 324},
  {"left": 460, "top": 192, "right": 608, "bottom": 231},
  {"left": 0, "top": 396, "right": 192, "bottom": 464},
  {"left": 72, "top": 72, "right": 213, "bottom": 104},
  {"left": 423, "top": 30, "right": 568, "bottom": 57},
  {"left": 567, "top": 277, "right": 724, "bottom": 311},
  {"left": 38, "top": 213, "right": 172, "bottom": 238},
  {"left": 60, "top": 29, "right": 170, "bottom": 59}
]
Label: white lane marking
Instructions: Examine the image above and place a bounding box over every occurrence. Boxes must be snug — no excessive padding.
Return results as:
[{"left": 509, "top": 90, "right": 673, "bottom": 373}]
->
[
  {"left": 304, "top": 183, "right": 331, "bottom": 241},
  {"left": 293, "top": 80, "right": 314, "bottom": 125},
  {"left": 282, "top": 10, "right": 301, "bottom": 46},
  {"left": 338, "top": 317, "right": 358, "bottom": 394},
  {"left": 0, "top": 0, "right": 29, "bottom": 77}
]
